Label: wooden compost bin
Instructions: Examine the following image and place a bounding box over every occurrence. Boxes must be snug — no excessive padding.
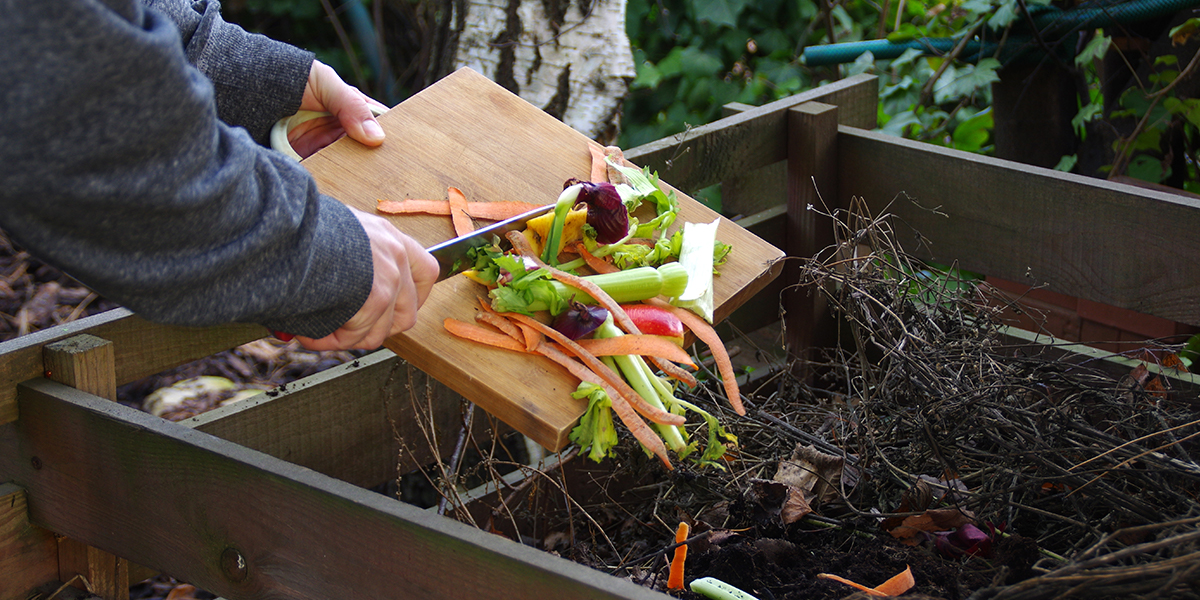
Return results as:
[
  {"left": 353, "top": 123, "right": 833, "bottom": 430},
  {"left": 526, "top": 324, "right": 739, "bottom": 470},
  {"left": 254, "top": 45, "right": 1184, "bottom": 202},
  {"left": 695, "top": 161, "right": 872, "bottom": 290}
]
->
[{"left": 3, "top": 74, "right": 1200, "bottom": 600}]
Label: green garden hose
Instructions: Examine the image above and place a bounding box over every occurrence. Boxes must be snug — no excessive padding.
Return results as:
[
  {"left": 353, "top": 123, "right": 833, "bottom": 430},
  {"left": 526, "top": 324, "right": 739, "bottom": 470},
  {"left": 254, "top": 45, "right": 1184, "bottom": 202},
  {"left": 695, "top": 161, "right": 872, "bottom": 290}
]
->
[{"left": 802, "top": 0, "right": 1200, "bottom": 66}]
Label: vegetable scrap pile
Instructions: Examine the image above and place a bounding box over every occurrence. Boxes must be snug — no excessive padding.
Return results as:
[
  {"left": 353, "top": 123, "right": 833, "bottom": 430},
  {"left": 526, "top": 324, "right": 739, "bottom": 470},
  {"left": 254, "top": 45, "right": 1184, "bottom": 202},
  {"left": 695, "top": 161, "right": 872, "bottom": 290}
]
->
[
  {"left": 430, "top": 200, "right": 1200, "bottom": 600},
  {"left": 383, "top": 145, "right": 738, "bottom": 470}
]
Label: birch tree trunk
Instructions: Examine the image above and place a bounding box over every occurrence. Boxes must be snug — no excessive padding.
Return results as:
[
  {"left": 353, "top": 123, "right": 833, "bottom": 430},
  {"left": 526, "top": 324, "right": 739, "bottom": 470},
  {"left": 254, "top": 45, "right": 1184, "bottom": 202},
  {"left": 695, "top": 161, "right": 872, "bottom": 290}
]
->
[{"left": 449, "top": 0, "right": 636, "bottom": 144}]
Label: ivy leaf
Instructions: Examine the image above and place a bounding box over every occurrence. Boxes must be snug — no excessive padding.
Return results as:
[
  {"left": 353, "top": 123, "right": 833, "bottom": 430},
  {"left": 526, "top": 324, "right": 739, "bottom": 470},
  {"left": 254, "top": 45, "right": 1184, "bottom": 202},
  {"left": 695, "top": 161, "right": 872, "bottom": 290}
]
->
[
  {"left": 681, "top": 46, "right": 725, "bottom": 78},
  {"left": 1054, "top": 154, "right": 1078, "bottom": 172},
  {"left": 1072, "top": 99, "right": 1103, "bottom": 136},
  {"left": 849, "top": 51, "right": 877, "bottom": 76},
  {"left": 1170, "top": 17, "right": 1200, "bottom": 45},
  {"left": 987, "top": 0, "right": 1020, "bottom": 29},
  {"left": 1128, "top": 153, "right": 1170, "bottom": 183},
  {"left": 934, "top": 59, "right": 999, "bottom": 104},
  {"left": 687, "top": 0, "right": 749, "bottom": 28},
  {"left": 631, "top": 57, "right": 663, "bottom": 90},
  {"left": 1075, "top": 33, "right": 1111, "bottom": 67},
  {"left": 1164, "top": 97, "right": 1200, "bottom": 129},
  {"left": 1132, "top": 127, "right": 1163, "bottom": 152},
  {"left": 952, "top": 108, "right": 992, "bottom": 152}
]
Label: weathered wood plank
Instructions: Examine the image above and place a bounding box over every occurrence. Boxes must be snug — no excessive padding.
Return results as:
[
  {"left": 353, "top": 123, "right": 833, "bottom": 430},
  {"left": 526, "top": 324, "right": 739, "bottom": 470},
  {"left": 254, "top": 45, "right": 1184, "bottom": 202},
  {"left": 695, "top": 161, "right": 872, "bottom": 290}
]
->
[
  {"left": 0, "top": 309, "right": 266, "bottom": 426},
  {"left": 625, "top": 74, "right": 879, "bottom": 193},
  {"left": 786, "top": 103, "right": 841, "bottom": 362},
  {"left": 838, "top": 127, "right": 1200, "bottom": 328},
  {"left": 0, "top": 483, "right": 59, "bottom": 600},
  {"left": 43, "top": 335, "right": 129, "bottom": 600},
  {"left": 0, "top": 380, "right": 669, "bottom": 600},
  {"left": 725, "top": 205, "right": 788, "bottom": 334},
  {"left": 186, "top": 350, "right": 494, "bottom": 488}
]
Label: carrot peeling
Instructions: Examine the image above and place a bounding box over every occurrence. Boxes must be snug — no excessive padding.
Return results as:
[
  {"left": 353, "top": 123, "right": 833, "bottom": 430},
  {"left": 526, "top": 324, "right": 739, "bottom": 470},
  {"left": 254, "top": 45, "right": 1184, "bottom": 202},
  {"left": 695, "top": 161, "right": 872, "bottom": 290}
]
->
[
  {"left": 504, "top": 312, "right": 685, "bottom": 428},
  {"left": 576, "top": 335, "right": 696, "bottom": 368},
  {"left": 817, "top": 565, "right": 914, "bottom": 597},
  {"left": 569, "top": 241, "right": 620, "bottom": 274},
  {"left": 589, "top": 143, "right": 609, "bottom": 183},
  {"left": 447, "top": 186, "right": 474, "bottom": 236},
  {"left": 667, "top": 521, "right": 690, "bottom": 590},
  {"left": 517, "top": 322, "right": 542, "bottom": 352},
  {"left": 644, "top": 297, "right": 744, "bottom": 416},
  {"left": 443, "top": 318, "right": 527, "bottom": 353},
  {"left": 475, "top": 310, "right": 523, "bottom": 342},
  {"left": 377, "top": 198, "right": 545, "bottom": 220}
]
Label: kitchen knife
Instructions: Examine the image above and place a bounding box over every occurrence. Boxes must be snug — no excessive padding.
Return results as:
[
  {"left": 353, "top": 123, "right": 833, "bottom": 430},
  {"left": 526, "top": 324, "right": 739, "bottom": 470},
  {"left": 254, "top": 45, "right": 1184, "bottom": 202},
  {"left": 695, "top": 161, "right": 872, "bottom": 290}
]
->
[
  {"left": 273, "top": 202, "right": 555, "bottom": 342},
  {"left": 426, "top": 202, "right": 555, "bottom": 282}
]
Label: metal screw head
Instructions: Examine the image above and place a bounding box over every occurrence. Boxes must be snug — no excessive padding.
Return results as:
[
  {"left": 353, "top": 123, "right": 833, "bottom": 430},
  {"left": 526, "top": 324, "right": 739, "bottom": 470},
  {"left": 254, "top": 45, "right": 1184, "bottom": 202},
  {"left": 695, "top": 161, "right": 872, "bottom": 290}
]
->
[
  {"left": 30, "top": 456, "right": 42, "bottom": 470},
  {"left": 220, "top": 546, "right": 248, "bottom": 583}
]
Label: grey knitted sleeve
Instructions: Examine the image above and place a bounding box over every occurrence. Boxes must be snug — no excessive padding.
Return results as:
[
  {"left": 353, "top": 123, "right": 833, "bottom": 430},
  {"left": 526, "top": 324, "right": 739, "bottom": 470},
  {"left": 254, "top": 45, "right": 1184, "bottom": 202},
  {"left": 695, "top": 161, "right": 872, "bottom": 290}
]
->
[
  {"left": 0, "top": 0, "right": 373, "bottom": 338},
  {"left": 145, "top": 0, "right": 314, "bottom": 144}
]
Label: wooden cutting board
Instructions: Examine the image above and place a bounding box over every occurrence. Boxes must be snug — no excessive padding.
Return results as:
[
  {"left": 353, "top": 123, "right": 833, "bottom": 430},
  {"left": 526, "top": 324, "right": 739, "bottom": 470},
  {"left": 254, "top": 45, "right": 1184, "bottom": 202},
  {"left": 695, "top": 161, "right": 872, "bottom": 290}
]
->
[{"left": 301, "top": 67, "right": 784, "bottom": 451}]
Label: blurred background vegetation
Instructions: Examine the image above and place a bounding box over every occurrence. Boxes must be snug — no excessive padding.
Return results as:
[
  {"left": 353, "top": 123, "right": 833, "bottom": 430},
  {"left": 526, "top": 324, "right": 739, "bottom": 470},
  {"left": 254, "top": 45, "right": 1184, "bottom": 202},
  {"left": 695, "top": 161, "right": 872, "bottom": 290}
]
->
[{"left": 222, "top": 0, "right": 1200, "bottom": 194}]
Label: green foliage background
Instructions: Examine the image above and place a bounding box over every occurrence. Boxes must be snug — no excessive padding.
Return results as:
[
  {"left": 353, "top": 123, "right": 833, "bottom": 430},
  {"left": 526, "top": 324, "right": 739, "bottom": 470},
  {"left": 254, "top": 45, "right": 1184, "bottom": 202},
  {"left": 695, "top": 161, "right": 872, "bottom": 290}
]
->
[{"left": 223, "top": 0, "right": 1200, "bottom": 192}]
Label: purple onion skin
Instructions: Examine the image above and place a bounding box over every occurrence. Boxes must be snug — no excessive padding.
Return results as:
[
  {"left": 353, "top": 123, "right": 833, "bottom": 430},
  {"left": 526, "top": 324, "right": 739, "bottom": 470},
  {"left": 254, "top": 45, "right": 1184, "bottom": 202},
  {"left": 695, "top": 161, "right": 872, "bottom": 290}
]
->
[
  {"left": 934, "top": 523, "right": 994, "bottom": 558},
  {"left": 574, "top": 181, "right": 628, "bottom": 244},
  {"left": 552, "top": 302, "right": 610, "bottom": 340}
]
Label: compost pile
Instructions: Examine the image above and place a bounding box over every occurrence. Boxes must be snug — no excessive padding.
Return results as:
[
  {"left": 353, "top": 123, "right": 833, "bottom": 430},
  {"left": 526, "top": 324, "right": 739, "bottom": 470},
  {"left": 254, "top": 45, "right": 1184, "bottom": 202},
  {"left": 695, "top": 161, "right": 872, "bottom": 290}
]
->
[{"left": 442, "top": 201, "right": 1200, "bottom": 600}]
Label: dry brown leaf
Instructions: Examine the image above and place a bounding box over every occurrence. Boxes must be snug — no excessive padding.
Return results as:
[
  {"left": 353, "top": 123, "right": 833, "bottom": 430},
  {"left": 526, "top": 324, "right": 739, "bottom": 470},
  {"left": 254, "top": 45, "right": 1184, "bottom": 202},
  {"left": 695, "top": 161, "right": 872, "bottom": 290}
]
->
[
  {"left": 888, "top": 507, "right": 975, "bottom": 543},
  {"left": 774, "top": 443, "right": 853, "bottom": 506}
]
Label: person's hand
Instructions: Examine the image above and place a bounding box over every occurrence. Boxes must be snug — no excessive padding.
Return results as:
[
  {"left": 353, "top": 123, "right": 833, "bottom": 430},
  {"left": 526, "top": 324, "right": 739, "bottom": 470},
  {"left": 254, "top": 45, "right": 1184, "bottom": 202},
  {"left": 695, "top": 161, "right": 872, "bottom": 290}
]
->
[
  {"left": 295, "top": 208, "right": 439, "bottom": 351},
  {"left": 288, "top": 60, "right": 389, "bottom": 158}
]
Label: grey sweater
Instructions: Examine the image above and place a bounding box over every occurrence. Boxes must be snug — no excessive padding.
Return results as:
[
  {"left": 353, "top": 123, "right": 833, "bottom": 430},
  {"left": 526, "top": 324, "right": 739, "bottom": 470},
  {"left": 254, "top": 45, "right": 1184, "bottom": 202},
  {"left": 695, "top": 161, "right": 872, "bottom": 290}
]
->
[{"left": 0, "top": 0, "right": 373, "bottom": 338}]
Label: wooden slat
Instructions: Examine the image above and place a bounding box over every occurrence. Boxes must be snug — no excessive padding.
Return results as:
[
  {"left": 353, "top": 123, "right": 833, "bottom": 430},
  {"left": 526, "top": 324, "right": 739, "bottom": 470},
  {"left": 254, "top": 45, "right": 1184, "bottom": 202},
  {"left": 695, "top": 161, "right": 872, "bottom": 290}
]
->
[
  {"left": 785, "top": 103, "right": 840, "bottom": 363},
  {"left": 0, "top": 309, "right": 266, "bottom": 426},
  {"left": 186, "top": 350, "right": 491, "bottom": 488},
  {"left": 0, "top": 483, "right": 59, "bottom": 600},
  {"left": 725, "top": 205, "right": 788, "bottom": 334},
  {"left": 0, "top": 380, "right": 669, "bottom": 600},
  {"left": 43, "top": 335, "right": 129, "bottom": 600},
  {"left": 838, "top": 127, "right": 1200, "bottom": 328},
  {"left": 625, "top": 74, "right": 878, "bottom": 193}
]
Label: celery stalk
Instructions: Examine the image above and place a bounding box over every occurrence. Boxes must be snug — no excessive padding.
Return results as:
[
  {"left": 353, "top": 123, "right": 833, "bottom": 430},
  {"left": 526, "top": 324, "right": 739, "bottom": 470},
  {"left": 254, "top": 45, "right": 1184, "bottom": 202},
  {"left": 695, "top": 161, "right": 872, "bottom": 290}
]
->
[
  {"left": 541, "top": 184, "right": 582, "bottom": 265},
  {"left": 596, "top": 317, "right": 688, "bottom": 453}
]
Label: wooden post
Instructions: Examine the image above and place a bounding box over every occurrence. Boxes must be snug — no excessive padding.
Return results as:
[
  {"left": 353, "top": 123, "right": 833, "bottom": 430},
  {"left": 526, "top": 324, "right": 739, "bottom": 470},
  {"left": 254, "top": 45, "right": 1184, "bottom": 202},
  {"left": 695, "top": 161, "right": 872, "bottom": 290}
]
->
[
  {"left": 0, "top": 483, "right": 60, "bottom": 600},
  {"left": 991, "top": 62, "right": 1080, "bottom": 169},
  {"left": 43, "top": 334, "right": 130, "bottom": 600},
  {"left": 785, "top": 102, "right": 840, "bottom": 369}
]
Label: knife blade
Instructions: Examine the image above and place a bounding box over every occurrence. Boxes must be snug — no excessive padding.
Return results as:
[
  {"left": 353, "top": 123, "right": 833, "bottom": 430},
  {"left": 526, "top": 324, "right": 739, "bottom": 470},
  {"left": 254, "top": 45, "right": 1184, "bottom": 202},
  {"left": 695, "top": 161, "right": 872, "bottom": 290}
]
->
[
  {"left": 426, "top": 202, "right": 556, "bottom": 281},
  {"left": 272, "top": 202, "right": 555, "bottom": 342}
]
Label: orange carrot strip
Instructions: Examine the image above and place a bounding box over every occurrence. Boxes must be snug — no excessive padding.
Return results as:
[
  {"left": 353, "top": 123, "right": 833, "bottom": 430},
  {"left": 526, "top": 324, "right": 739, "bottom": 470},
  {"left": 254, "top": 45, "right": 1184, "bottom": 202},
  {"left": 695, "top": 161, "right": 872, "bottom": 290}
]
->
[
  {"left": 667, "top": 521, "right": 690, "bottom": 590},
  {"left": 504, "top": 312, "right": 685, "bottom": 428},
  {"left": 517, "top": 322, "right": 543, "bottom": 353},
  {"left": 443, "top": 318, "right": 527, "bottom": 353},
  {"left": 589, "top": 143, "right": 608, "bottom": 183},
  {"left": 376, "top": 199, "right": 453, "bottom": 215},
  {"left": 465, "top": 201, "right": 547, "bottom": 220},
  {"left": 447, "top": 186, "right": 474, "bottom": 236},
  {"left": 506, "top": 231, "right": 698, "bottom": 388},
  {"left": 644, "top": 297, "right": 744, "bottom": 416},
  {"left": 569, "top": 241, "right": 620, "bottom": 274},
  {"left": 817, "top": 565, "right": 914, "bottom": 597},
  {"left": 873, "top": 566, "right": 915, "bottom": 596},
  {"left": 475, "top": 311, "right": 523, "bottom": 342},
  {"left": 816, "top": 574, "right": 886, "bottom": 596},
  {"left": 532, "top": 340, "right": 672, "bottom": 469},
  {"left": 377, "top": 199, "right": 545, "bottom": 220},
  {"left": 576, "top": 335, "right": 696, "bottom": 369}
]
